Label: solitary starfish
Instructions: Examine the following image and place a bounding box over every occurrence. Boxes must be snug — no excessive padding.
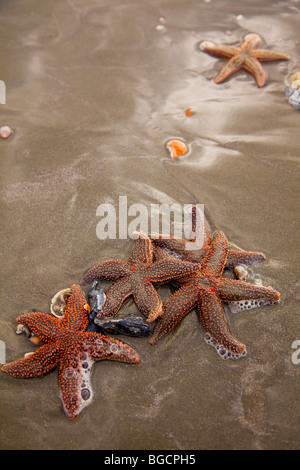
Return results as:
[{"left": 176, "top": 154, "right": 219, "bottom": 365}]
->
[
  {"left": 151, "top": 205, "right": 266, "bottom": 273},
  {"left": 80, "top": 232, "right": 199, "bottom": 323},
  {"left": 200, "top": 33, "right": 290, "bottom": 87},
  {"left": 1, "top": 285, "right": 140, "bottom": 419},
  {"left": 149, "top": 231, "right": 281, "bottom": 358}
]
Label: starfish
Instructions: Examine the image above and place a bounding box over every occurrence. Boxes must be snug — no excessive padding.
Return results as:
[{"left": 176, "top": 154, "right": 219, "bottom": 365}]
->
[
  {"left": 151, "top": 205, "right": 266, "bottom": 274},
  {"left": 149, "top": 231, "right": 281, "bottom": 358},
  {"left": 200, "top": 33, "right": 290, "bottom": 87},
  {"left": 80, "top": 232, "right": 199, "bottom": 323},
  {"left": 1, "top": 285, "right": 140, "bottom": 419}
]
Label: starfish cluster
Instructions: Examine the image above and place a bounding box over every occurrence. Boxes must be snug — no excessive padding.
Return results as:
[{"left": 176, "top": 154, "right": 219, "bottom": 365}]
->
[{"left": 81, "top": 206, "right": 280, "bottom": 356}]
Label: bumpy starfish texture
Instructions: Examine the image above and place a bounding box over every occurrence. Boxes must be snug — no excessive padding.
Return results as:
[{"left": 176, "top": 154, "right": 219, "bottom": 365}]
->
[
  {"left": 151, "top": 205, "right": 266, "bottom": 274},
  {"left": 1, "top": 285, "right": 139, "bottom": 419},
  {"left": 149, "top": 231, "right": 281, "bottom": 358},
  {"left": 81, "top": 232, "right": 199, "bottom": 323},
  {"left": 200, "top": 33, "right": 290, "bottom": 87}
]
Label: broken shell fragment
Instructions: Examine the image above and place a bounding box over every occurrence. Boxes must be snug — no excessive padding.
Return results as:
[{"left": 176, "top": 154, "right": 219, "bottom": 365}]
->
[
  {"left": 16, "top": 323, "right": 41, "bottom": 345},
  {"left": 50, "top": 288, "right": 71, "bottom": 318},
  {"left": 24, "top": 352, "right": 35, "bottom": 358},
  {"left": 88, "top": 281, "right": 106, "bottom": 318},
  {"left": 291, "top": 79, "right": 300, "bottom": 89},
  {"left": 166, "top": 139, "right": 188, "bottom": 158},
  {"left": 288, "top": 71, "right": 300, "bottom": 84},
  {"left": 16, "top": 324, "right": 31, "bottom": 336},
  {"left": 29, "top": 335, "right": 42, "bottom": 346},
  {"left": 234, "top": 265, "right": 249, "bottom": 281},
  {"left": 285, "top": 81, "right": 300, "bottom": 110}
]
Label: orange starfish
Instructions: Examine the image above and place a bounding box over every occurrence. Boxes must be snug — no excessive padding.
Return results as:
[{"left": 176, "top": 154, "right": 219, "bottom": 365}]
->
[
  {"left": 149, "top": 231, "right": 281, "bottom": 359},
  {"left": 200, "top": 33, "right": 290, "bottom": 87},
  {"left": 1, "top": 285, "right": 140, "bottom": 419}
]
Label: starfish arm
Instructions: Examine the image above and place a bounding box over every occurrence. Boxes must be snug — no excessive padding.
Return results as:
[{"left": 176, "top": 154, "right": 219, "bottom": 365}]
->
[
  {"left": 133, "top": 280, "right": 163, "bottom": 323},
  {"left": 152, "top": 247, "right": 201, "bottom": 286},
  {"left": 226, "top": 250, "right": 266, "bottom": 269},
  {"left": 58, "top": 348, "right": 94, "bottom": 419},
  {"left": 61, "top": 285, "right": 89, "bottom": 332},
  {"left": 81, "top": 331, "right": 140, "bottom": 364},
  {"left": 1, "top": 343, "right": 60, "bottom": 378},
  {"left": 153, "top": 245, "right": 178, "bottom": 262},
  {"left": 81, "top": 260, "right": 131, "bottom": 285},
  {"left": 214, "top": 55, "right": 244, "bottom": 84},
  {"left": 147, "top": 259, "right": 199, "bottom": 284},
  {"left": 149, "top": 282, "right": 199, "bottom": 344},
  {"left": 94, "top": 276, "right": 133, "bottom": 321},
  {"left": 213, "top": 278, "right": 281, "bottom": 302},
  {"left": 201, "top": 231, "right": 228, "bottom": 277},
  {"left": 201, "top": 42, "right": 239, "bottom": 58},
  {"left": 16, "top": 312, "right": 61, "bottom": 343},
  {"left": 128, "top": 233, "right": 153, "bottom": 267},
  {"left": 244, "top": 56, "right": 266, "bottom": 87},
  {"left": 197, "top": 291, "right": 246, "bottom": 355},
  {"left": 252, "top": 49, "right": 290, "bottom": 62},
  {"left": 241, "top": 33, "right": 261, "bottom": 51},
  {"left": 58, "top": 331, "right": 140, "bottom": 419},
  {"left": 151, "top": 234, "right": 187, "bottom": 257}
]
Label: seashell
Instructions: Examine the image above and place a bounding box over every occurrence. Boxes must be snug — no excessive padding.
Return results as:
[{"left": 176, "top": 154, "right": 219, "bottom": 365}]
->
[
  {"left": 0, "top": 125, "right": 13, "bottom": 139},
  {"left": 234, "top": 265, "right": 249, "bottom": 281},
  {"left": 166, "top": 139, "right": 188, "bottom": 158},
  {"left": 285, "top": 72, "right": 300, "bottom": 110},
  {"left": 88, "top": 281, "right": 106, "bottom": 317},
  {"left": 285, "top": 84, "right": 300, "bottom": 110},
  {"left": 291, "top": 79, "right": 300, "bottom": 89},
  {"left": 288, "top": 71, "right": 300, "bottom": 84},
  {"left": 94, "top": 314, "right": 151, "bottom": 337},
  {"left": 16, "top": 322, "right": 41, "bottom": 344},
  {"left": 29, "top": 335, "right": 42, "bottom": 345},
  {"left": 24, "top": 352, "right": 35, "bottom": 358},
  {"left": 16, "top": 324, "right": 30, "bottom": 336},
  {"left": 50, "top": 288, "right": 71, "bottom": 318}
]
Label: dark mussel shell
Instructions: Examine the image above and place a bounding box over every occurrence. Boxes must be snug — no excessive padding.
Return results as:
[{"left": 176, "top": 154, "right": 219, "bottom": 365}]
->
[
  {"left": 86, "top": 281, "right": 151, "bottom": 337},
  {"left": 94, "top": 314, "right": 151, "bottom": 337}
]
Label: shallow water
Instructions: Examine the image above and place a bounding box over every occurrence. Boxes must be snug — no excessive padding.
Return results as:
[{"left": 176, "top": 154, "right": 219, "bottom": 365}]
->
[{"left": 0, "top": 0, "right": 299, "bottom": 450}]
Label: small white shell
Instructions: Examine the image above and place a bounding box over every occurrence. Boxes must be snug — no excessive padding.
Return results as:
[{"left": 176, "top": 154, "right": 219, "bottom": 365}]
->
[
  {"left": 0, "top": 125, "right": 13, "bottom": 139},
  {"left": 24, "top": 352, "right": 35, "bottom": 358},
  {"left": 16, "top": 324, "right": 27, "bottom": 335}
]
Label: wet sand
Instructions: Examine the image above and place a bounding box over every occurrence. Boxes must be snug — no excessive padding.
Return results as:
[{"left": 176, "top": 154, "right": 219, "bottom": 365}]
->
[{"left": 0, "top": 0, "right": 299, "bottom": 450}]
